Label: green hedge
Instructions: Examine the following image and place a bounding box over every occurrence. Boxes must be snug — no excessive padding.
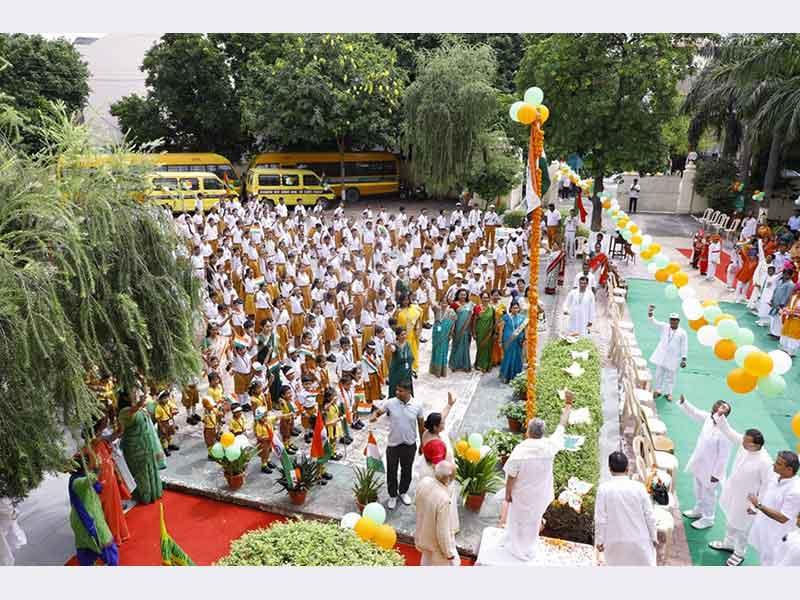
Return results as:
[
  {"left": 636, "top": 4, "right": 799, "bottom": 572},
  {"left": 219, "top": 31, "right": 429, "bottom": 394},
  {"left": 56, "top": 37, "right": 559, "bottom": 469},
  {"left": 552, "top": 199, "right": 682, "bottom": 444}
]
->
[
  {"left": 509, "top": 338, "right": 601, "bottom": 544},
  {"left": 502, "top": 209, "right": 526, "bottom": 228},
  {"left": 215, "top": 519, "right": 404, "bottom": 566}
]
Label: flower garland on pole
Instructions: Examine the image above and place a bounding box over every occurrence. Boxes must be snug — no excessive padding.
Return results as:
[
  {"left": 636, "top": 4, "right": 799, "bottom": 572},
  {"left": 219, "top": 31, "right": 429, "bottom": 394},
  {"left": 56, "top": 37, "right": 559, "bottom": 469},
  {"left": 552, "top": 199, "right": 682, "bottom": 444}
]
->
[{"left": 510, "top": 87, "right": 549, "bottom": 423}]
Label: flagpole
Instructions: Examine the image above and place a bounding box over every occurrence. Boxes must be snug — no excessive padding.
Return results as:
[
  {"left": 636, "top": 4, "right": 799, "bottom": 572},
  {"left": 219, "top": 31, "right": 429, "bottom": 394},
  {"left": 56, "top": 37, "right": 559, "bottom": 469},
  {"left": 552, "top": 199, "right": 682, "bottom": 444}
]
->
[{"left": 526, "top": 122, "right": 545, "bottom": 423}]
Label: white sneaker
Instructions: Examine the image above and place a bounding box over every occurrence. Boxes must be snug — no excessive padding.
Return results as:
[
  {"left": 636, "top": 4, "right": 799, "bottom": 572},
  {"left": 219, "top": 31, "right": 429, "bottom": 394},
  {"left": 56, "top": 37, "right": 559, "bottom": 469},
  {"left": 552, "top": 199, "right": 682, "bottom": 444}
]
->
[
  {"left": 400, "top": 493, "right": 412, "bottom": 505},
  {"left": 682, "top": 509, "right": 701, "bottom": 519},
  {"left": 387, "top": 497, "right": 397, "bottom": 510},
  {"left": 691, "top": 518, "right": 714, "bottom": 530}
]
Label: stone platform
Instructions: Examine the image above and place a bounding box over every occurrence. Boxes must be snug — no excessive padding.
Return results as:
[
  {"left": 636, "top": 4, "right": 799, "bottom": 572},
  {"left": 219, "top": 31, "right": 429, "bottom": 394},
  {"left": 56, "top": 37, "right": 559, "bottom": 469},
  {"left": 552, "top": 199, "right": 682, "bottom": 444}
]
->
[{"left": 475, "top": 527, "right": 597, "bottom": 566}]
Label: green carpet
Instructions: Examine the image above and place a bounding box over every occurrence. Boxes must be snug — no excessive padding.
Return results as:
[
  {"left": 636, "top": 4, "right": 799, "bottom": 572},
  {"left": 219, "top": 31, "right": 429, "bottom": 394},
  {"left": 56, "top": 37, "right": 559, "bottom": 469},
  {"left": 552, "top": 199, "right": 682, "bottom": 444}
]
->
[{"left": 627, "top": 278, "right": 800, "bottom": 566}]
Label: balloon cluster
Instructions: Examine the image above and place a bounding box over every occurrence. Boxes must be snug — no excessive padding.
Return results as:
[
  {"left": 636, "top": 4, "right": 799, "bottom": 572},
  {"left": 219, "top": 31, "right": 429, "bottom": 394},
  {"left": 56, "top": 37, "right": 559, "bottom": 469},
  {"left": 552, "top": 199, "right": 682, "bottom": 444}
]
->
[
  {"left": 210, "top": 431, "right": 251, "bottom": 461},
  {"left": 752, "top": 190, "right": 766, "bottom": 202},
  {"left": 606, "top": 198, "right": 791, "bottom": 397},
  {"left": 556, "top": 161, "right": 593, "bottom": 193},
  {"left": 454, "top": 432, "right": 491, "bottom": 463},
  {"left": 731, "top": 181, "right": 744, "bottom": 193},
  {"left": 509, "top": 87, "right": 550, "bottom": 126},
  {"left": 340, "top": 502, "right": 397, "bottom": 550}
]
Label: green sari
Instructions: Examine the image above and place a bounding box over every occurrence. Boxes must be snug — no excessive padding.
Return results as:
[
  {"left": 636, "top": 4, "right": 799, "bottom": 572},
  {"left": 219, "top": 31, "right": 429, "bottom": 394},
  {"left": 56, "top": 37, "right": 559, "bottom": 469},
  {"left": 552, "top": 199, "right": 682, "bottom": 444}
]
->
[
  {"left": 388, "top": 342, "right": 414, "bottom": 398},
  {"left": 119, "top": 407, "right": 164, "bottom": 504},
  {"left": 474, "top": 304, "right": 495, "bottom": 371}
]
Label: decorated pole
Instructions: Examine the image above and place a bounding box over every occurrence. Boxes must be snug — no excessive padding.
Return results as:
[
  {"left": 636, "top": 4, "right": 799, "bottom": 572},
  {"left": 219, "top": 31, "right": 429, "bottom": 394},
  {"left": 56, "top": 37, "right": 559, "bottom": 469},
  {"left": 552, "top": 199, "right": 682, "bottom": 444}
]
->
[{"left": 509, "top": 87, "right": 548, "bottom": 423}]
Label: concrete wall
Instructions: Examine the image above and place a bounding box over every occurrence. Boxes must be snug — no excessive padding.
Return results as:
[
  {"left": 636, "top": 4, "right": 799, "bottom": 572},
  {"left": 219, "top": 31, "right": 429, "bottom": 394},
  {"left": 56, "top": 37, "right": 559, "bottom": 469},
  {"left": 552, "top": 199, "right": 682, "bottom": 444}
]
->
[{"left": 616, "top": 174, "right": 684, "bottom": 213}]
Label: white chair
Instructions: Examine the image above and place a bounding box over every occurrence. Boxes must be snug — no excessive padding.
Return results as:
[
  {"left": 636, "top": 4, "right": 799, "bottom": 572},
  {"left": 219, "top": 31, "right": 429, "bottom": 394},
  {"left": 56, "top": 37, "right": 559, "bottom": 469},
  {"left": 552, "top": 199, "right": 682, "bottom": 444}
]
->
[
  {"left": 575, "top": 236, "right": 588, "bottom": 258},
  {"left": 724, "top": 217, "right": 741, "bottom": 242},
  {"left": 712, "top": 213, "right": 730, "bottom": 234},
  {"left": 693, "top": 208, "right": 713, "bottom": 225},
  {"left": 702, "top": 210, "right": 719, "bottom": 228}
]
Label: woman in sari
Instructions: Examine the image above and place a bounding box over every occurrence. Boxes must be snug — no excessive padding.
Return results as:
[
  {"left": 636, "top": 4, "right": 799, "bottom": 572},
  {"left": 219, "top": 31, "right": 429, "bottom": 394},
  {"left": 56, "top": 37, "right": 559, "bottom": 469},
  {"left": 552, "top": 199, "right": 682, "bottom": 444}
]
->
[
  {"left": 395, "top": 293, "right": 423, "bottom": 371},
  {"left": 429, "top": 299, "right": 456, "bottom": 378},
  {"left": 118, "top": 390, "right": 164, "bottom": 505},
  {"left": 490, "top": 289, "right": 507, "bottom": 367},
  {"left": 499, "top": 301, "right": 527, "bottom": 383},
  {"left": 472, "top": 291, "right": 495, "bottom": 372},
  {"left": 544, "top": 245, "right": 566, "bottom": 295},
  {"left": 388, "top": 328, "right": 414, "bottom": 398},
  {"left": 449, "top": 289, "right": 474, "bottom": 372},
  {"left": 588, "top": 242, "right": 609, "bottom": 288},
  {"left": 86, "top": 418, "right": 131, "bottom": 545}
]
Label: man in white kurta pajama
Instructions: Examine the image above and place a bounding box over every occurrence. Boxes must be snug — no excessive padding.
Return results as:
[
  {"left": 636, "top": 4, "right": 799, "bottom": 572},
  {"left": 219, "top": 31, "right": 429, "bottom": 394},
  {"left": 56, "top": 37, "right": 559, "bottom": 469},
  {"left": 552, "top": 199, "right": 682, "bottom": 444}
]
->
[
  {"left": 563, "top": 277, "right": 595, "bottom": 337},
  {"left": 674, "top": 395, "right": 734, "bottom": 530},
  {"left": 501, "top": 397, "right": 573, "bottom": 561},
  {"left": 708, "top": 416, "right": 773, "bottom": 566},
  {"left": 647, "top": 309, "right": 688, "bottom": 400}
]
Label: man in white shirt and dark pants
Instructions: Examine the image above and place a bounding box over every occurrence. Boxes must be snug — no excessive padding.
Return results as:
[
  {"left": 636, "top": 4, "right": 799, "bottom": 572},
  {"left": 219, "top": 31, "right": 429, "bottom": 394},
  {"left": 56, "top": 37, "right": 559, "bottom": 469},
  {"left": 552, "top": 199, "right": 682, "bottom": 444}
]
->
[
  {"left": 371, "top": 380, "right": 425, "bottom": 510},
  {"left": 595, "top": 451, "right": 658, "bottom": 566},
  {"left": 673, "top": 394, "right": 734, "bottom": 530},
  {"left": 628, "top": 178, "right": 641, "bottom": 213},
  {"left": 647, "top": 307, "right": 688, "bottom": 401},
  {"left": 563, "top": 208, "right": 579, "bottom": 260}
]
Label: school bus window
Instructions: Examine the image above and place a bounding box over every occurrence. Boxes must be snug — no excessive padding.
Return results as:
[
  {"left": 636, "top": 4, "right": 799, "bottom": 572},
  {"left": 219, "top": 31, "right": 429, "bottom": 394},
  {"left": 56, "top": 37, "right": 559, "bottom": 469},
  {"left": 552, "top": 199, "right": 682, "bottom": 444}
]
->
[
  {"left": 203, "top": 177, "right": 224, "bottom": 190},
  {"left": 182, "top": 178, "right": 200, "bottom": 191},
  {"left": 152, "top": 177, "right": 178, "bottom": 189},
  {"left": 258, "top": 174, "right": 281, "bottom": 186},
  {"left": 303, "top": 174, "right": 321, "bottom": 187},
  {"left": 282, "top": 174, "right": 300, "bottom": 187}
]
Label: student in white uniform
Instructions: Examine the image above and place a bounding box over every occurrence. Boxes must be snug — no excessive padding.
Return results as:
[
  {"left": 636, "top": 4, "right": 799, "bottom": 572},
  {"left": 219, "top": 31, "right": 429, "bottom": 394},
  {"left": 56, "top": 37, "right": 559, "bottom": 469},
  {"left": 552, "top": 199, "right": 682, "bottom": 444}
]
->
[
  {"left": 646, "top": 308, "right": 688, "bottom": 401},
  {"left": 563, "top": 208, "right": 579, "bottom": 260},
  {"left": 706, "top": 236, "right": 721, "bottom": 281}
]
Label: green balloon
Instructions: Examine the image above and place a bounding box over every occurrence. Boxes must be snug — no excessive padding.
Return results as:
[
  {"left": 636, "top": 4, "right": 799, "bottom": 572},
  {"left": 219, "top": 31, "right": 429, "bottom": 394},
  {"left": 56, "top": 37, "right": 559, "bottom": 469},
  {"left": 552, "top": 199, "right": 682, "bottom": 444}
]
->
[
  {"left": 224, "top": 445, "right": 241, "bottom": 461},
  {"left": 734, "top": 344, "right": 758, "bottom": 367},
  {"left": 703, "top": 305, "right": 722, "bottom": 322},
  {"left": 758, "top": 374, "right": 786, "bottom": 398},
  {"left": 654, "top": 254, "right": 669, "bottom": 269},
  {"left": 468, "top": 432, "right": 484, "bottom": 449},
  {"left": 524, "top": 86, "right": 544, "bottom": 105},
  {"left": 509, "top": 101, "right": 524, "bottom": 122},
  {"left": 717, "top": 319, "right": 739, "bottom": 339},
  {"left": 664, "top": 284, "right": 679, "bottom": 299},
  {"left": 733, "top": 327, "right": 755, "bottom": 346},
  {"left": 622, "top": 229, "right": 633, "bottom": 241},
  {"left": 210, "top": 442, "right": 225, "bottom": 459}
]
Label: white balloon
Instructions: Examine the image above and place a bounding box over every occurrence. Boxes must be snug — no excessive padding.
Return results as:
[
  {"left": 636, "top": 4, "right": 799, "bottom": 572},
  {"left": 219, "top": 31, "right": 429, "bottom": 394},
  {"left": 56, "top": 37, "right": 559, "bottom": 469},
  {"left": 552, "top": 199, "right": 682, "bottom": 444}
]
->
[
  {"left": 340, "top": 512, "right": 361, "bottom": 529},
  {"left": 631, "top": 244, "right": 641, "bottom": 254},
  {"left": 479, "top": 445, "right": 492, "bottom": 459},
  {"left": 678, "top": 286, "right": 696, "bottom": 301},
  {"left": 697, "top": 325, "right": 720, "bottom": 347},
  {"left": 647, "top": 262, "right": 659, "bottom": 274},
  {"left": 769, "top": 349, "right": 792, "bottom": 376},
  {"left": 683, "top": 298, "right": 704, "bottom": 320},
  {"left": 234, "top": 434, "right": 250, "bottom": 448},
  {"left": 641, "top": 234, "right": 653, "bottom": 249}
]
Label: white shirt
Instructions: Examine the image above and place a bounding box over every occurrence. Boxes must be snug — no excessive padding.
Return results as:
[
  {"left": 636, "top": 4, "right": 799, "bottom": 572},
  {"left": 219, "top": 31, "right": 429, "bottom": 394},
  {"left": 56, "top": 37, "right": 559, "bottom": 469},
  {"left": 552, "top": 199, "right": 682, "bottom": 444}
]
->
[
  {"left": 677, "top": 399, "right": 733, "bottom": 482},
  {"left": 648, "top": 318, "right": 688, "bottom": 371},
  {"left": 545, "top": 209, "right": 561, "bottom": 227},
  {"left": 788, "top": 215, "right": 800, "bottom": 232},
  {"left": 740, "top": 217, "right": 758, "bottom": 239},
  {"left": 572, "top": 271, "right": 596, "bottom": 290},
  {"left": 594, "top": 476, "right": 657, "bottom": 548},
  {"left": 748, "top": 475, "right": 800, "bottom": 563},
  {"left": 374, "top": 397, "right": 424, "bottom": 447},
  {"left": 493, "top": 246, "right": 507, "bottom": 266}
]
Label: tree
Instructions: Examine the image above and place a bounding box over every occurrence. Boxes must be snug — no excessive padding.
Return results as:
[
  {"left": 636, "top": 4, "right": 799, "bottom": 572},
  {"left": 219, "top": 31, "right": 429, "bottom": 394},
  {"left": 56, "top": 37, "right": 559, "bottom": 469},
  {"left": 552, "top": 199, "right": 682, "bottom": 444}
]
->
[
  {"left": 516, "top": 34, "right": 699, "bottom": 194},
  {"left": 403, "top": 42, "right": 499, "bottom": 196},
  {"left": 111, "top": 34, "right": 249, "bottom": 160},
  {"left": 0, "top": 101, "right": 202, "bottom": 500},
  {"left": 0, "top": 33, "right": 89, "bottom": 153},
  {"left": 240, "top": 34, "right": 406, "bottom": 199},
  {"left": 465, "top": 131, "right": 522, "bottom": 207},
  {"left": 694, "top": 156, "right": 739, "bottom": 211}
]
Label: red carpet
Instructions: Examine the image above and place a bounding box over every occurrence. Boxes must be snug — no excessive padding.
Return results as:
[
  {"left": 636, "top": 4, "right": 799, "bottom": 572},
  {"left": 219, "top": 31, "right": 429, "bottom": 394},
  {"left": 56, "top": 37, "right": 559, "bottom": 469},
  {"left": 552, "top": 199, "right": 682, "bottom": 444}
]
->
[
  {"left": 66, "top": 490, "right": 473, "bottom": 566},
  {"left": 677, "top": 248, "right": 731, "bottom": 283}
]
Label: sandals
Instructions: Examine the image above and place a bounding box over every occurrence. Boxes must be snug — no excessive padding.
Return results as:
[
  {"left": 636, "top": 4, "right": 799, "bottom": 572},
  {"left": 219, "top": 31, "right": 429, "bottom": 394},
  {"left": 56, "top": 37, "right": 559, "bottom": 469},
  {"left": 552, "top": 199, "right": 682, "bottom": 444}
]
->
[
  {"left": 726, "top": 553, "right": 744, "bottom": 566},
  {"left": 709, "top": 541, "right": 734, "bottom": 552}
]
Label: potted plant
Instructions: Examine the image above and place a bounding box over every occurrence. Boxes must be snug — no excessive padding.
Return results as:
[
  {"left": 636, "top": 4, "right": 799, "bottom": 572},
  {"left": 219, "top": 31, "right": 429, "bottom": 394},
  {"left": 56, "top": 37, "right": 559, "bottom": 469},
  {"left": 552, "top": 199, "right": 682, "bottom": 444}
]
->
[
  {"left": 352, "top": 465, "right": 383, "bottom": 512},
  {"left": 212, "top": 445, "right": 257, "bottom": 490},
  {"left": 275, "top": 453, "right": 321, "bottom": 505},
  {"left": 510, "top": 372, "right": 528, "bottom": 401},
  {"left": 484, "top": 429, "right": 522, "bottom": 467},
  {"left": 455, "top": 450, "right": 503, "bottom": 512},
  {"left": 498, "top": 400, "right": 526, "bottom": 433}
]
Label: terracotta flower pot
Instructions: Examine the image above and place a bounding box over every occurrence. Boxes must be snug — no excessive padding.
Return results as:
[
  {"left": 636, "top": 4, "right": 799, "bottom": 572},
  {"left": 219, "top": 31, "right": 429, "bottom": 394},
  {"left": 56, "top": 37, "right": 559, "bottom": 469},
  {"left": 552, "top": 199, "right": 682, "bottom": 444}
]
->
[
  {"left": 225, "top": 472, "right": 245, "bottom": 490},
  {"left": 507, "top": 417, "right": 522, "bottom": 433},
  {"left": 289, "top": 490, "right": 307, "bottom": 505},
  {"left": 465, "top": 493, "right": 485, "bottom": 512}
]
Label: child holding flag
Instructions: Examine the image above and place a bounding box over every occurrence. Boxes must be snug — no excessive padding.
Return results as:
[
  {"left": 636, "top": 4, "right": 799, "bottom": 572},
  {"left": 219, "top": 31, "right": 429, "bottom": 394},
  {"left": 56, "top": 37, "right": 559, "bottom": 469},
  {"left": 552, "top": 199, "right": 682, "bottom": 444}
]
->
[
  {"left": 276, "top": 385, "right": 298, "bottom": 455},
  {"left": 253, "top": 407, "right": 277, "bottom": 474},
  {"left": 310, "top": 389, "right": 335, "bottom": 484}
]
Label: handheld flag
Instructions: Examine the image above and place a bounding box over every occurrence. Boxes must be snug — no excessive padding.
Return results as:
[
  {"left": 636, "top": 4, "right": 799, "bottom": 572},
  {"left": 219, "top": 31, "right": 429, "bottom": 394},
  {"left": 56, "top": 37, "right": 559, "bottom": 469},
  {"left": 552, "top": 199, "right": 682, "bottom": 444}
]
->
[
  {"left": 310, "top": 409, "right": 333, "bottom": 463},
  {"left": 160, "top": 503, "right": 195, "bottom": 566},
  {"left": 364, "top": 431, "right": 385, "bottom": 473}
]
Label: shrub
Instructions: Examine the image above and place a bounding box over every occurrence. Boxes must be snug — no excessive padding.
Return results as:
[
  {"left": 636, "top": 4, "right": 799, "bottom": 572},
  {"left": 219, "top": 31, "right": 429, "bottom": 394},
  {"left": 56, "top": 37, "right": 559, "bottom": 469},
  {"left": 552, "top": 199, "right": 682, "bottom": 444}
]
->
[
  {"left": 275, "top": 453, "right": 321, "bottom": 493},
  {"left": 484, "top": 429, "right": 522, "bottom": 457},
  {"left": 511, "top": 338, "right": 601, "bottom": 544},
  {"left": 510, "top": 372, "right": 528, "bottom": 400},
  {"left": 498, "top": 399, "right": 526, "bottom": 422},
  {"left": 502, "top": 209, "right": 526, "bottom": 228},
  {"left": 694, "top": 157, "right": 738, "bottom": 212},
  {"left": 215, "top": 519, "right": 404, "bottom": 566},
  {"left": 351, "top": 465, "right": 383, "bottom": 505}
]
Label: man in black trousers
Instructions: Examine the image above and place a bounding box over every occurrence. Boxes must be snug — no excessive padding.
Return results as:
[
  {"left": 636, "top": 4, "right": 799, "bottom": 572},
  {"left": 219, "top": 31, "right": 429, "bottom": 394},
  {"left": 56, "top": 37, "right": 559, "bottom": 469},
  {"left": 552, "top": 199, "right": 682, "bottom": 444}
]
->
[{"left": 628, "top": 178, "right": 641, "bottom": 213}]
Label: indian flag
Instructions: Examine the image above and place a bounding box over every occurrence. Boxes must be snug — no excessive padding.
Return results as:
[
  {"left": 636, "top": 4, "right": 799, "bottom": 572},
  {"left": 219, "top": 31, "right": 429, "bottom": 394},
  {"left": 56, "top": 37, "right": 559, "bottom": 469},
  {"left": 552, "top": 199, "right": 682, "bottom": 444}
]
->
[
  {"left": 525, "top": 154, "right": 550, "bottom": 215},
  {"left": 364, "top": 431, "right": 385, "bottom": 473},
  {"left": 159, "top": 503, "right": 195, "bottom": 566},
  {"left": 310, "top": 409, "right": 333, "bottom": 463}
]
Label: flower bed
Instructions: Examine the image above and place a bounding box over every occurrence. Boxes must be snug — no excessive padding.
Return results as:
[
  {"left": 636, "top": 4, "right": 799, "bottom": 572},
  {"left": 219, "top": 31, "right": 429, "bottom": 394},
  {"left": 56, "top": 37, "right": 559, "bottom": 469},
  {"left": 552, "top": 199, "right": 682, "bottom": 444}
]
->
[
  {"left": 510, "top": 338, "right": 601, "bottom": 544},
  {"left": 216, "top": 519, "right": 404, "bottom": 566}
]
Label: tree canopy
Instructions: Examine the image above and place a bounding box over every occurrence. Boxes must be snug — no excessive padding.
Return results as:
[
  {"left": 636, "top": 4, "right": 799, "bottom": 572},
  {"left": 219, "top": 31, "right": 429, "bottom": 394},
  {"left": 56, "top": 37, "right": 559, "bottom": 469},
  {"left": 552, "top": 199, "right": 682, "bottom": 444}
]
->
[
  {"left": 0, "top": 33, "right": 90, "bottom": 154},
  {"left": 0, "top": 101, "right": 203, "bottom": 501}
]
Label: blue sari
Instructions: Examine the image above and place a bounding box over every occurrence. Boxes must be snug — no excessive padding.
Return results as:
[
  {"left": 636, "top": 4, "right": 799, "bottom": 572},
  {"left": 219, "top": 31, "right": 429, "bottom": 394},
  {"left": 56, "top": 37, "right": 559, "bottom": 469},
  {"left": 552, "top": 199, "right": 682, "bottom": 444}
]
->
[
  {"left": 499, "top": 313, "right": 527, "bottom": 382},
  {"left": 449, "top": 302, "right": 474, "bottom": 371},
  {"left": 429, "top": 308, "right": 455, "bottom": 377}
]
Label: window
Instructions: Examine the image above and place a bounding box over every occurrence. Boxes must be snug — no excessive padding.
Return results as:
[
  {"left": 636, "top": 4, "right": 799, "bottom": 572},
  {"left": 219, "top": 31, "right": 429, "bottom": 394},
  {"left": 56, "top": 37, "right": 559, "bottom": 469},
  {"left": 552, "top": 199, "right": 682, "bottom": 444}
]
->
[
  {"left": 181, "top": 178, "right": 200, "bottom": 191},
  {"left": 302, "top": 162, "right": 340, "bottom": 178},
  {"left": 303, "top": 174, "right": 321, "bottom": 187},
  {"left": 202, "top": 177, "right": 224, "bottom": 190},
  {"left": 162, "top": 165, "right": 190, "bottom": 172},
  {"left": 282, "top": 174, "right": 300, "bottom": 187},
  {"left": 258, "top": 174, "right": 281, "bottom": 186},
  {"left": 215, "top": 165, "right": 239, "bottom": 182},
  {"left": 344, "top": 161, "right": 397, "bottom": 177},
  {"left": 152, "top": 177, "right": 178, "bottom": 190}
]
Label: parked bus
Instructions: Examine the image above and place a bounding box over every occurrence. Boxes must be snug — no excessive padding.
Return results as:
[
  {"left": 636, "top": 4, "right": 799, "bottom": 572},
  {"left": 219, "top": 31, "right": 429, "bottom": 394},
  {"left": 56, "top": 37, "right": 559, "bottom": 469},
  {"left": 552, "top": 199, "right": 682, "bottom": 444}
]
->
[
  {"left": 154, "top": 152, "right": 241, "bottom": 194},
  {"left": 146, "top": 171, "right": 233, "bottom": 212},
  {"left": 245, "top": 167, "right": 335, "bottom": 207},
  {"left": 249, "top": 151, "right": 399, "bottom": 202}
]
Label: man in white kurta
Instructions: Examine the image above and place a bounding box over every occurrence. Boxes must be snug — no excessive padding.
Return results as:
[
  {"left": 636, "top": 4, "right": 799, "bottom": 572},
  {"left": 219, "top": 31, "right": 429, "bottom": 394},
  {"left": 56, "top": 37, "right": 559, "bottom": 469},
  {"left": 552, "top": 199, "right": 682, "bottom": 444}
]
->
[
  {"left": 563, "top": 277, "right": 595, "bottom": 337},
  {"left": 674, "top": 395, "right": 734, "bottom": 529},
  {"left": 708, "top": 416, "right": 773, "bottom": 565},
  {"left": 647, "top": 309, "right": 688, "bottom": 400},
  {"left": 595, "top": 451, "right": 658, "bottom": 566},
  {"left": 501, "top": 396, "right": 572, "bottom": 561},
  {"left": 777, "top": 517, "right": 800, "bottom": 565},
  {"left": 414, "top": 462, "right": 459, "bottom": 566},
  {"left": 747, "top": 451, "right": 800, "bottom": 565}
]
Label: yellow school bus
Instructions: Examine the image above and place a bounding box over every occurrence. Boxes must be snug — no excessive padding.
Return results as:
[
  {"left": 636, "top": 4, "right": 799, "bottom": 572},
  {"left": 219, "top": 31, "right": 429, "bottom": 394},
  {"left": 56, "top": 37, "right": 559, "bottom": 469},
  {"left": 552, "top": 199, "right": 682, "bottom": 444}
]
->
[
  {"left": 249, "top": 151, "right": 399, "bottom": 202},
  {"left": 246, "top": 167, "right": 336, "bottom": 207},
  {"left": 154, "top": 152, "right": 241, "bottom": 194},
  {"left": 145, "top": 172, "right": 232, "bottom": 212}
]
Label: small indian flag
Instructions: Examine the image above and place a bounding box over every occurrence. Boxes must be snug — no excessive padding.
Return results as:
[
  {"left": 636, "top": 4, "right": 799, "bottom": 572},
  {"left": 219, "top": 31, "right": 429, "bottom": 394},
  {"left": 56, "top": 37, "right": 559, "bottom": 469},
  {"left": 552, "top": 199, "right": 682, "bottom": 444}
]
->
[
  {"left": 252, "top": 276, "right": 265, "bottom": 286},
  {"left": 364, "top": 431, "right": 385, "bottom": 473},
  {"left": 159, "top": 503, "right": 195, "bottom": 566},
  {"left": 233, "top": 337, "right": 248, "bottom": 349},
  {"left": 310, "top": 409, "right": 333, "bottom": 463}
]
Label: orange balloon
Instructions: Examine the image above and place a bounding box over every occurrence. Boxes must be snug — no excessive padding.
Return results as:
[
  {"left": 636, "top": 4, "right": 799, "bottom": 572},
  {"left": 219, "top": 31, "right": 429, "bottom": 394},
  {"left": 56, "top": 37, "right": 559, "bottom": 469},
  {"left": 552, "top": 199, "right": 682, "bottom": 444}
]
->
[
  {"left": 220, "top": 432, "right": 235, "bottom": 448},
  {"left": 654, "top": 269, "right": 669, "bottom": 282},
  {"left": 631, "top": 234, "right": 643, "bottom": 245},
  {"left": 743, "top": 351, "right": 773, "bottom": 378},
  {"left": 629, "top": 224, "right": 640, "bottom": 234},
  {"left": 672, "top": 271, "right": 689, "bottom": 288},
  {"left": 602, "top": 199, "right": 611, "bottom": 209},
  {"left": 373, "top": 524, "right": 397, "bottom": 549},
  {"left": 714, "top": 339, "right": 737, "bottom": 361},
  {"left": 617, "top": 217, "right": 630, "bottom": 229},
  {"left": 701, "top": 299, "right": 719, "bottom": 307},
  {"left": 727, "top": 368, "right": 758, "bottom": 394},
  {"left": 465, "top": 447, "right": 481, "bottom": 463},
  {"left": 689, "top": 317, "right": 707, "bottom": 331},
  {"left": 536, "top": 104, "right": 550, "bottom": 123},
  {"left": 610, "top": 208, "right": 620, "bottom": 217},
  {"left": 714, "top": 313, "right": 735, "bottom": 325},
  {"left": 517, "top": 103, "right": 537, "bottom": 125},
  {"left": 665, "top": 261, "right": 681, "bottom": 274},
  {"left": 455, "top": 439, "right": 469, "bottom": 457},
  {"left": 649, "top": 243, "right": 662, "bottom": 255},
  {"left": 791, "top": 412, "right": 800, "bottom": 437},
  {"left": 354, "top": 517, "right": 378, "bottom": 541}
]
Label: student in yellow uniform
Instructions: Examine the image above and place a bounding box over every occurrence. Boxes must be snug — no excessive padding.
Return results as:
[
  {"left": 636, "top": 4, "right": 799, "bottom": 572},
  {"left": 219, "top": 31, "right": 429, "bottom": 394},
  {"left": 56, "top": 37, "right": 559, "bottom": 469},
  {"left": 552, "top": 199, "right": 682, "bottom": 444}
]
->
[
  {"left": 201, "top": 396, "right": 222, "bottom": 458},
  {"left": 248, "top": 380, "right": 270, "bottom": 412},
  {"left": 154, "top": 390, "right": 179, "bottom": 455},
  {"left": 228, "top": 403, "right": 247, "bottom": 436},
  {"left": 253, "top": 407, "right": 278, "bottom": 474}
]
